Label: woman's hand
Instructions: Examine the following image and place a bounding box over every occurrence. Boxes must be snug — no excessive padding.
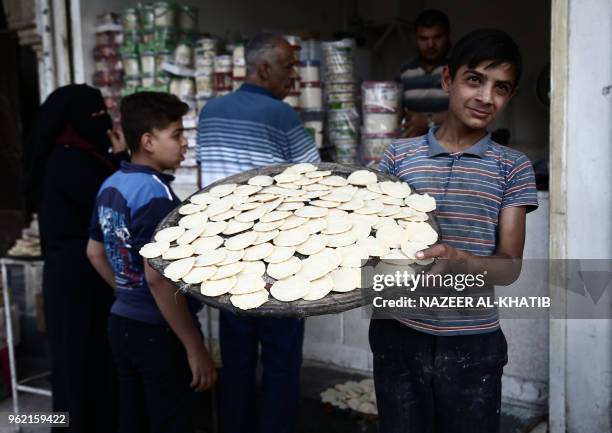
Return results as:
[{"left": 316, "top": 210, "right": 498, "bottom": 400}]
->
[{"left": 107, "top": 129, "right": 128, "bottom": 154}]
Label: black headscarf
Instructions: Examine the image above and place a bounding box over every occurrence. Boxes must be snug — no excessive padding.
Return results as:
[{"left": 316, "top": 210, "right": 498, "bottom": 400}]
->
[{"left": 25, "top": 84, "right": 114, "bottom": 208}]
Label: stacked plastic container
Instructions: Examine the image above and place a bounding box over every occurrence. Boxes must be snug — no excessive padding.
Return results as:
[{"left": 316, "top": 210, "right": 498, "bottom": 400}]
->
[
  {"left": 93, "top": 13, "right": 123, "bottom": 125},
  {"left": 298, "top": 59, "right": 323, "bottom": 112},
  {"left": 283, "top": 35, "right": 302, "bottom": 111},
  {"left": 322, "top": 39, "right": 360, "bottom": 164},
  {"left": 361, "top": 81, "right": 402, "bottom": 168},
  {"left": 195, "top": 38, "right": 217, "bottom": 112},
  {"left": 298, "top": 55, "right": 324, "bottom": 150}
]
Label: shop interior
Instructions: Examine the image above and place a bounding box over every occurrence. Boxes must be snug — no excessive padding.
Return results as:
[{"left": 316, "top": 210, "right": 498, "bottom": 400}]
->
[{"left": 0, "top": 0, "right": 553, "bottom": 431}]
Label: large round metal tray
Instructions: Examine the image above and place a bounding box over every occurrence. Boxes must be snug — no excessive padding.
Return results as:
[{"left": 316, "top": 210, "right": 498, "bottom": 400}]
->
[{"left": 148, "top": 162, "right": 439, "bottom": 317}]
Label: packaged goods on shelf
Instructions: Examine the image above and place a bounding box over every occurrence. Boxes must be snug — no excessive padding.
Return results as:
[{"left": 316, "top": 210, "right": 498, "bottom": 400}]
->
[{"left": 94, "top": 13, "right": 123, "bottom": 123}]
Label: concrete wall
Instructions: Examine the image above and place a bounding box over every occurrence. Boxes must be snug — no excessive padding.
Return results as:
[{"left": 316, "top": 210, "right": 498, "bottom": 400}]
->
[
  {"left": 500, "top": 193, "right": 549, "bottom": 406},
  {"left": 563, "top": 0, "right": 612, "bottom": 431}
]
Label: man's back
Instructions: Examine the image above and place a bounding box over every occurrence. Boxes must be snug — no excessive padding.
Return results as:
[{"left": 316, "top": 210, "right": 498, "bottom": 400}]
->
[{"left": 197, "top": 84, "right": 319, "bottom": 186}]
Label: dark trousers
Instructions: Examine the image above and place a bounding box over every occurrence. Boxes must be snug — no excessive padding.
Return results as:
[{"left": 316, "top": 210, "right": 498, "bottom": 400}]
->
[
  {"left": 219, "top": 311, "right": 304, "bottom": 433},
  {"left": 108, "top": 314, "right": 195, "bottom": 433},
  {"left": 369, "top": 319, "right": 508, "bottom": 433},
  {"left": 43, "top": 249, "right": 117, "bottom": 433}
]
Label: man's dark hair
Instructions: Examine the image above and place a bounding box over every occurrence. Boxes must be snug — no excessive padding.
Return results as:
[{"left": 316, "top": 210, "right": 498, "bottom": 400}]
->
[
  {"left": 120, "top": 92, "right": 188, "bottom": 153},
  {"left": 245, "top": 32, "right": 286, "bottom": 75},
  {"left": 415, "top": 9, "right": 450, "bottom": 33},
  {"left": 447, "top": 29, "right": 522, "bottom": 87}
]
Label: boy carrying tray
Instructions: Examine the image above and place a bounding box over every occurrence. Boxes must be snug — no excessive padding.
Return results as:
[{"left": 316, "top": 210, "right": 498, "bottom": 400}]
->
[
  {"left": 371, "top": 29, "right": 538, "bottom": 433},
  {"left": 86, "top": 92, "right": 216, "bottom": 433}
]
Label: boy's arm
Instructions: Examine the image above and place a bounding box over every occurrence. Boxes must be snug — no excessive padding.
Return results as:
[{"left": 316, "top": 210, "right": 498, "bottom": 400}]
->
[
  {"left": 417, "top": 206, "right": 527, "bottom": 285},
  {"left": 144, "top": 260, "right": 216, "bottom": 391},
  {"left": 86, "top": 239, "right": 116, "bottom": 288}
]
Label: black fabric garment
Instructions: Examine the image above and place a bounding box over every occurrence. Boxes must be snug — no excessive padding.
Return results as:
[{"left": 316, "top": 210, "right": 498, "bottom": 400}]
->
[
  {"left": 369, "top": 319, "right": 507, "bottom": 433},
  {"left": 25, "top": 84, "right": 113, "bottom": 210},
  {"left": 29, "top": 84, "right": 125, "bottom": 433},
  {"left": 40, "top": 149, "right": 126, "bottom": 433},
  {"left": 218, "top": 312, "right": 304, "bottom": 433},
  {"left": 107, "top": 314, "right": 196, "bottom": 433},
  {"left": 44, "top": 245, "right": 117, "bottom": 433},
  {"left": 40, "top": 145, "right": 122, "bottom": 433}
]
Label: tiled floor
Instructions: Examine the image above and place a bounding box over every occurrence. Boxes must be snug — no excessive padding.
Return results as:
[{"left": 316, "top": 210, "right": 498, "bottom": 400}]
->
[{"left": 0, "top": 363, "right": 546, "bottom": 433}]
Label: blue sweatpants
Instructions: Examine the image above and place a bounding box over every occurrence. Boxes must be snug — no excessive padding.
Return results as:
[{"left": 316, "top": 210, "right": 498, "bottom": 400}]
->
[{"left": 219, "top": 311, "right": 305, "bottom": 433}]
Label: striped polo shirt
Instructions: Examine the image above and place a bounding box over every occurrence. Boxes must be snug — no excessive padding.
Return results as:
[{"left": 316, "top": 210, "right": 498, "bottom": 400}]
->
[
  {"left": 397, "top": 57, "right": 449, "bottom": 113},
  {"left": 380, "top": 128, "right": 538, "bottom": 335},
  {"left": 197, "top": 83, "right": 320, "bottom": 186}
]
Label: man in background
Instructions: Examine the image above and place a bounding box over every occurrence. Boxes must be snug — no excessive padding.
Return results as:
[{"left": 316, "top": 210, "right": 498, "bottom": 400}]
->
[
  {"left": 197, "top": 33, "right": 319, "bottom": 433},
  {"left": 398, "top": 9, "right": 451, "bottom": 137}
]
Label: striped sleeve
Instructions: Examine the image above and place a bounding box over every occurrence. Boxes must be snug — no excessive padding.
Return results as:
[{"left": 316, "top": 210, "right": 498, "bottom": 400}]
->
[
  {"left": 379, "top": 140, "right": 397, "bottom": 175},
  {"left": 501, "top": 153, "right": 539, "bottom": 212}
]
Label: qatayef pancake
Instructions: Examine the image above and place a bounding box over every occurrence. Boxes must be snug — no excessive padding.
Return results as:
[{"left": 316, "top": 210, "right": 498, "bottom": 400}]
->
[{"left": 230, "top": 289, "right": 269, "bottom": 310}]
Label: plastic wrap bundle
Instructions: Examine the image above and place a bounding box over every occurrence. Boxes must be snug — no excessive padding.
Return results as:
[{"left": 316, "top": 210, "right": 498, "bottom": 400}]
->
[
  {"left": 327, "top": 109, "right": 360, "bottom": 164},
  {"left": 360, "top": 81, "right": 401, "bottom": 167},
  {"left": 321, "top": 39, "right": 357, "bottom": 110},
  {"left": 322, "top": 39, "right": 359, "bottom": 163}
]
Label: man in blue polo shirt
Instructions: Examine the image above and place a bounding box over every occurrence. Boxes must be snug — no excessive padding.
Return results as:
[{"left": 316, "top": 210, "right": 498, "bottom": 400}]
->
[
  {"left": 372, "top": 30, "right": 538, "bottom": 433},
  {"left": 197, "top": 33, "right": 320, "bottom": 433},
  {"left": 197, "top": 34, "right": 319, "bottom": 187}
]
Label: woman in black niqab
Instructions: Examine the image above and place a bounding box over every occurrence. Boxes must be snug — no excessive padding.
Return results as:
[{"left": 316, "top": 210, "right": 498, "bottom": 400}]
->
[{"left": 25, "top": 84, "right": 127, "bottom": 433}]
